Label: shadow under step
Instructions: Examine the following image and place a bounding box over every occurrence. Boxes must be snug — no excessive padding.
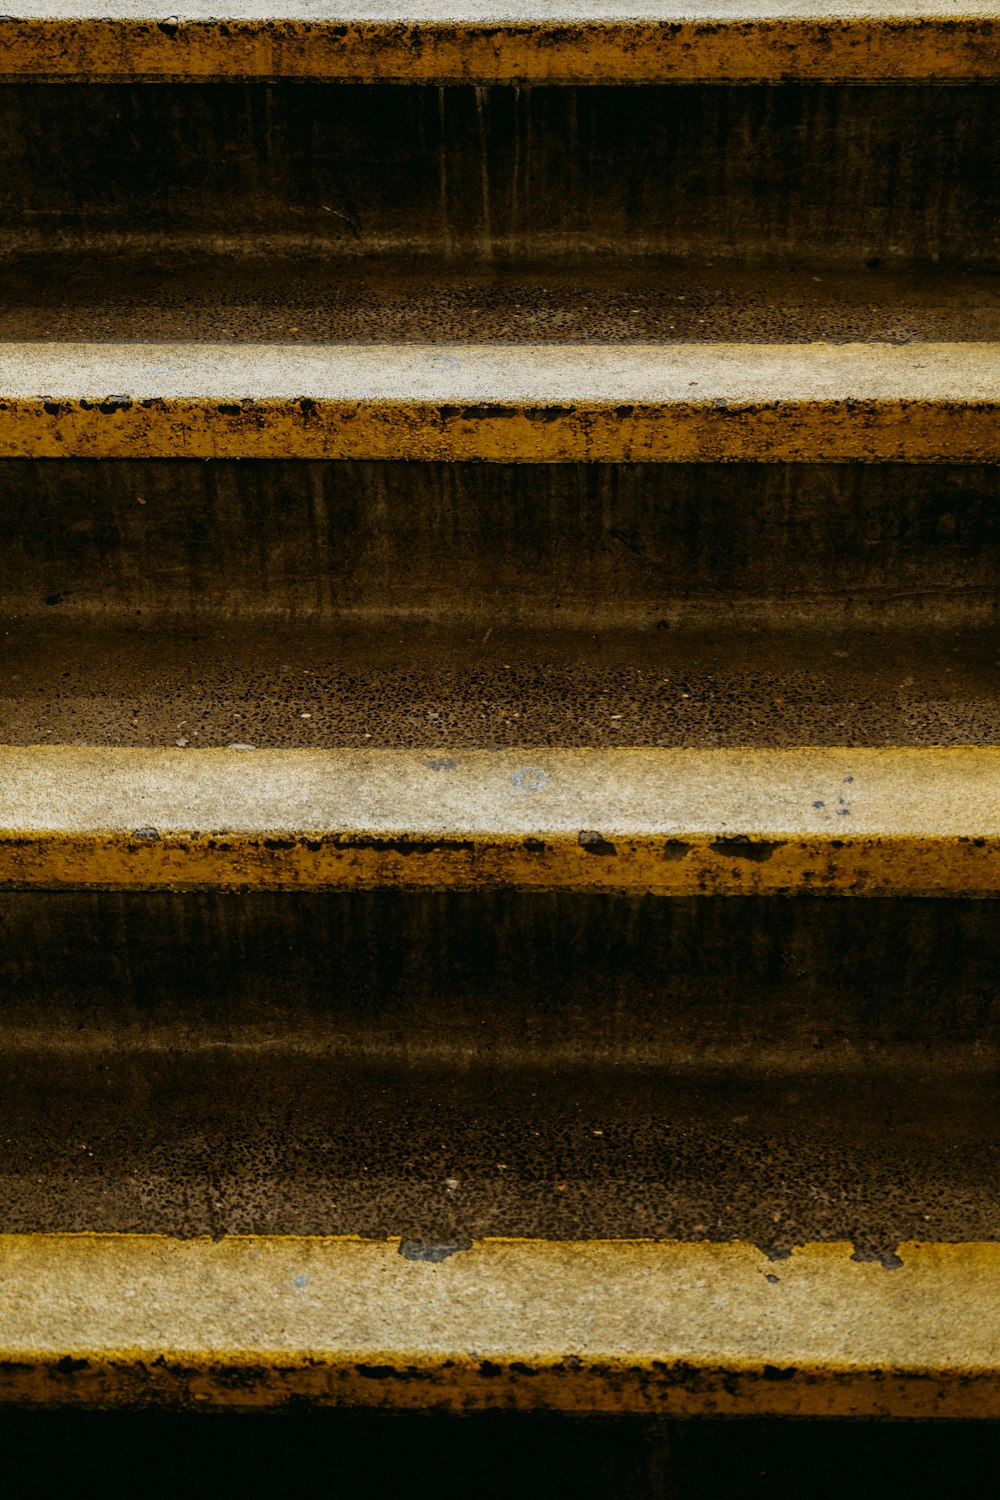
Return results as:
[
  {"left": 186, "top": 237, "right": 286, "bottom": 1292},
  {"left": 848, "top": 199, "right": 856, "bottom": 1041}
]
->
[{"left": 2, "top": 81, "right": 996, "bottom": 267}]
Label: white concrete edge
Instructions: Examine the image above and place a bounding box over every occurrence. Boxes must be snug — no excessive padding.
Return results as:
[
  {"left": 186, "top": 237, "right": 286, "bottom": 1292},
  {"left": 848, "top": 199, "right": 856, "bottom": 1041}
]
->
[
  {"left": 0, "top": 342, "right": 997, "bottom": 404},
  {"left": 1, "top": 745, "right": 998, "bottom": 838},
  {"left": 1, "top": 1235, "right": 998, "bottom": 1372}
]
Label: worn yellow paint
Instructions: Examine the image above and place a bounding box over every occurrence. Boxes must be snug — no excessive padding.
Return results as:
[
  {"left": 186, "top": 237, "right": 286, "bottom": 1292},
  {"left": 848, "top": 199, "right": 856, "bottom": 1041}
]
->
[
  {"left": 0, "top": 14, "right": 999, "bottom": 83},
  {"left": 5, "top": 829, "right": 1000, "bottom": 895},
  {"left": 3, "top": 397, "right": 999, "bottom": 464},
  {"left": 0, "top": 341, "right": 999, "bottom": 462},
  {"left": 2, "top": 745, "right": 999, "bottom": 895},
  {"left": 1, "top": 1235, "right": 999, "bottom": 1415}
]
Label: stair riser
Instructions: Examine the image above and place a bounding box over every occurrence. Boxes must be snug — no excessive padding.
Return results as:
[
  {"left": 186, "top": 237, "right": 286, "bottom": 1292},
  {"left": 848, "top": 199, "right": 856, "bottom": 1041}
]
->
[
  {"left": 0, "top": 84, "right": 996, "bottom": 266},
  {"left": 5, "top": 460, "right": 1000, "bottom": 625},
  {"left": 4, "top": 889, "right": 999, "bottom": 1058}
]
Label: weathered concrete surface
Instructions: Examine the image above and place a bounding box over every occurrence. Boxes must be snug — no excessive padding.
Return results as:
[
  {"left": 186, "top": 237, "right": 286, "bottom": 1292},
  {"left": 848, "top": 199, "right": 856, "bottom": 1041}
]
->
[
  {"left": 0, "top": 342, "right": 999, "bottom": 460},
  {"left": 4, "top": 624, "right": 998, "bottom": 746},
  {"left": 1, "top": 1235, "right": 1000, "bottom": 1415},
  {"left": 0, "top": 1041, "right": 997, "bottom": 1245},
  {"left": 1, "top": 746, "right": 999, "bottom": 893},
  {"left": 1, "top": 886, "right": 998, "bottom": 1245},
  {"left": 0, "top": 4, "right": 998, "bottom": 82},
  {"left": 6, "top": 259, "right": 1000, "bottom": 345}
]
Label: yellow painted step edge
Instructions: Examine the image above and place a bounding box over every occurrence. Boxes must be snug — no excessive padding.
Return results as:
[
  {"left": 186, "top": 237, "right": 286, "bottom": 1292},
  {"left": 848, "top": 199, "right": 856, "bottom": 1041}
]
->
[
  {"left": 0, "top": 341, "right": 998, "bottom": 461},
  {"left": 2, "top": 745, "right": 999, "bottom": 894},
  {"left": 2, "top": 1235, "right": 999, "bottom": 1415},
  {"left": 0, "top": 11, "right": 999, "bottom": 83}
]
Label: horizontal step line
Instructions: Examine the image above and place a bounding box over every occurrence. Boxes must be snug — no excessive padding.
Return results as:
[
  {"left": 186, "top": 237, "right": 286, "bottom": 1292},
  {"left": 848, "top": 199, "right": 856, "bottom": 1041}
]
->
[
  {"left": 0, "top": 8, "right": 998, "bottom": 81},
  {"left": 0, "top": 341, "right": 997, "bottom": 459},
  {"left": 1, "top": 1235, "right": 999, "bottom": 1415},
  {"left": 2, "top": 746, "right": 999, "bottom": 892}
]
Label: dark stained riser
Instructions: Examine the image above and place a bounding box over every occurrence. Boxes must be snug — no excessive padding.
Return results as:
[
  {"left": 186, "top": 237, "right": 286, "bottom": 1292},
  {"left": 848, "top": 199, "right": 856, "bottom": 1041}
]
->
[
  {"left": 0, "top": 83, "right": 996, "bottom": 266},
  {"left": 4, "top": 460, "right": 999, "bottom": 626},
  {"left": 5, "top": 888, "right": 999, "bottom": 1059}
]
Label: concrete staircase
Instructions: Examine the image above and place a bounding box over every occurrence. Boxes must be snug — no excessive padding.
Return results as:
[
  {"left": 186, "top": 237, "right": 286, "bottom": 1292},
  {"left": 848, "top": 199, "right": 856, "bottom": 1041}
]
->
[{"left": 1, "top": 0, "right": 1000, "bottom": 1447}]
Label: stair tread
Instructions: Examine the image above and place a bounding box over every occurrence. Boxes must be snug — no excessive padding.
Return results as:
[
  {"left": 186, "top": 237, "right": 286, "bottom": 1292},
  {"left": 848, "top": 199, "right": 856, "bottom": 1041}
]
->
[
  {"left": 1, "top": 338, "right": 998, "bottom": 459},
  {"left": 1, "top": 1234, "right": 998, "bottom": 1415},
  {"left": 4, "top": 624, "right": 998, "bottom": 747},
  {"left": 2, "top": 744, "right": 998, "bottom": 892},
  {"left": 1, "top": 1048, "right": 996, "bottom": 1238},
  {"left": 5, "top": 258, "right": 1000, "bottom": 345},
  {"left": 1, "top": 1, "right": 997, "bottom": 82}
]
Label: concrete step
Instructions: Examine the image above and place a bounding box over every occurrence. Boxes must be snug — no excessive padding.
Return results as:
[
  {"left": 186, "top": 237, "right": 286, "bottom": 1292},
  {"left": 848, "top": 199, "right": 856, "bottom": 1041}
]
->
[
  {"left": 2, "top": 3, "right": 999, "bottom": 84},
  {"left": 1, "top": 1234, "right": 998, "bottom": 1416},
  {"left": 0, "top": 1036, "right": 996, "bottom": 1240},
  {"left": 1, "top": 339, "right": 999, "bottom": 461},
  {"left": 1, "top": 262, "right": 998, "bottom": 459},
  {"left": 1, "top": 879, "right": 998, "bottom": 1404},
  {"left": 2, "top": 744, "right": 998, "bottom": 893}
]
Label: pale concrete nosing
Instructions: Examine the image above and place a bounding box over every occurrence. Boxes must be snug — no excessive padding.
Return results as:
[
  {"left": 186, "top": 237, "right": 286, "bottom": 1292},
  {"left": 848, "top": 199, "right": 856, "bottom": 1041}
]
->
[
  {"left": 0, "top": 6, "right": 998, "bottom": 82},
  {"left": 4, "top": 2, "right": 998, "bottom": 20},
  {"left": 5, "top": 745, "right": 1000, "bottom": 837},
  {"left": 1, "top": 1235, "right": 999, "bottom": 1415},
  {"left": 2, "top": 341, "right": 997, "bottom": 402},
  {"left": 0, "top": 342, "right": 999, "bottom": 461},
  {"left": 2, "top": 746, "right": 999, "bottom": 893}
]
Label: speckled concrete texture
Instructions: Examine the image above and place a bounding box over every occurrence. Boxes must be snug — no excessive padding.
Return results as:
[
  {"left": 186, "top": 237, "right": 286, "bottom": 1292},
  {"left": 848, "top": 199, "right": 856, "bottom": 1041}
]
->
[
  {"left": 4, "top": 260, "right": 1000, "bottom": 345},
  {"left": 0, "top": 1050, "right": 996, "bottom": 1250},
  {"left": 3, "top": 625, "right": 997, "bottom": 749}
]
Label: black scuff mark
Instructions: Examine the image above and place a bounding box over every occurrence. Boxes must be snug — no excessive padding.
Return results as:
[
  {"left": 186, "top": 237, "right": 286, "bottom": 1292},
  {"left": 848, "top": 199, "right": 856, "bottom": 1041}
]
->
[
  {"left": 663, "top": 839, "right": 690, "bottom": 861},
  {"left": 327, "top": 835, "right": 476, "bottom": 856},
  {"left": 578, "top": 830, "right": 617, "bottom": 857},
  {"left": 398, "top": 1239, "right": 472, "bottom": 1263},
  {"left": 757, "top": 1243, "right": 793, "bottom": 1263},
  {"left": 851, "top": 1245, "right": 904, "bottom": 1270},
  {"left": 709, "top": 837, "right": 783, "bottom": 863}
]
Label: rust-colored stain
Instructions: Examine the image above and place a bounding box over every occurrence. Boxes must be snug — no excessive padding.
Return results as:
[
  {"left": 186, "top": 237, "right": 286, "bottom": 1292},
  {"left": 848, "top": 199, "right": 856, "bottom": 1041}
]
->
[{"left": 0, "top": 17, "right": 998, "bottom": 83}]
